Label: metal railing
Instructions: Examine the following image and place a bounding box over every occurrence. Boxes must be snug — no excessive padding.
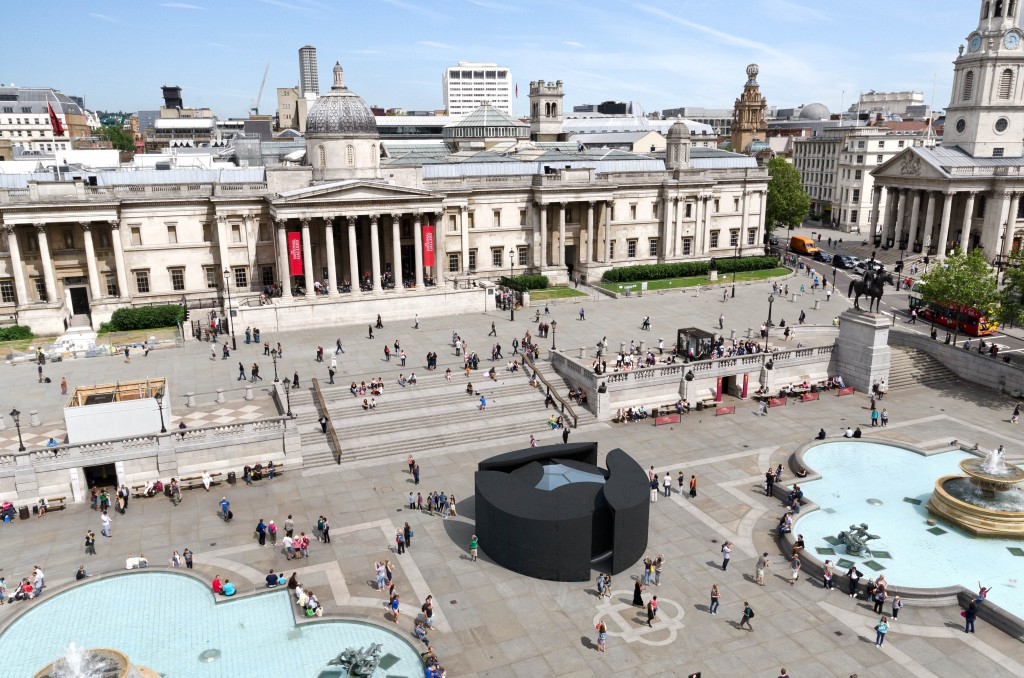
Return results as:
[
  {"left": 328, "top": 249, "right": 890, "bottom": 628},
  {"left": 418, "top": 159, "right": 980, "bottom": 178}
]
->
[
  {"left": 524, "top": 353, "right": 578, "bottom": 428},
  {"left": 311, "top": 377, "right": 342, "bottom": 463}
]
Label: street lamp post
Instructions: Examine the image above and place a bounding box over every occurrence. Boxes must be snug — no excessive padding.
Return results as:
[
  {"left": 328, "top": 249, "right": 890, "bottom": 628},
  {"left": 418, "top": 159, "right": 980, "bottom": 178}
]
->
[
  {"left": 284, "top": 379, "right": 293, "bottom": 418},
  {"left": 765, "top": 294, "right": 775, "bottom": 352},
  {"left": 223, "top": 269, "right": 237, "bottom": 351},
  {"left": 731, "top": 243, "right": 738, "bottom": 298},
  {"left": 10, "top": 408, "right": 24, "bottom": 452},
  {"left": 272, "top": 354, "right": 279, "bottom": 383},
  {"left": 832, "top": 261, "right": 837, "bottom": 295},
  {"left": 508, "top": 247, "right": 516, "bottom": 321},
  {"left": 550, "top": 319, "right": 558, "bottom": 351},
  {"left": 154, "top": 387, "right": 167, "bottom": 433}
]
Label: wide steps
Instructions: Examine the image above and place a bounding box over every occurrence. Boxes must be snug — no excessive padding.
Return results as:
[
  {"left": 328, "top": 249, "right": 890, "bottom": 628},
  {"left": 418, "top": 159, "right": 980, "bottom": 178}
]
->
[{"left": 888, "top": 346, "right": 959, "bottom": 390}]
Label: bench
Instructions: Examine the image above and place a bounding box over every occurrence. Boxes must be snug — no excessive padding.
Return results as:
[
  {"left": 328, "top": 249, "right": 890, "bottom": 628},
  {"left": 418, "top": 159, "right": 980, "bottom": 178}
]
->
[
  {"left": 45, "top": 496, "right": 66, "bottom": 512},
  {"left": 244, "top": 463, "right": 284, "bottom": 481},
  {"left": 179, "top": 472, "right": 223, "bottom": 491},
  {"left": 131, "top": 484, "right": 148, "bottom": 498}
]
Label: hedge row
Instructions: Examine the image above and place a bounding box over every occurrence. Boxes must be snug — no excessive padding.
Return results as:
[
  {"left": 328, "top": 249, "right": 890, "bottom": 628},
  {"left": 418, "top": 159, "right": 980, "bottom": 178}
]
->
[
  {"left": 601, "top": 256, "right": 778, "bottom": 283},
  {"left": 511, "top": 274, "right": 549, "bottom": 290},
  {"left": 0, "top": 325, "right": 33, "bottom": 342},
  {"left": 99, "top": 305, "right": 184, "bottom": 332}
]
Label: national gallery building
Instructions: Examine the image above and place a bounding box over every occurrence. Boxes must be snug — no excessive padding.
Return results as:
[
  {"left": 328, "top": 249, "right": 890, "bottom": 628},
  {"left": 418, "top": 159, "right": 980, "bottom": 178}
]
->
[{"left": 0, "top": 63, "right": 767, "bottom": 333}]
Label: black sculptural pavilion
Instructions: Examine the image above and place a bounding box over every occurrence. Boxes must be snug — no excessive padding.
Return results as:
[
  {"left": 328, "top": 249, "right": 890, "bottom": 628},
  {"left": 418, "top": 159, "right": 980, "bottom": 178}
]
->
[{"left": 474, "top": 442, "right": 649, "bottom": 582}]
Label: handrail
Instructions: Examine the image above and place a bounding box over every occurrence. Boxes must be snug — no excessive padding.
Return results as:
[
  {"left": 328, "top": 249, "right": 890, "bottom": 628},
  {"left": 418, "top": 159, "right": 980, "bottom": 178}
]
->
[
  {"left": 524, "top": 352, "right": 579, "bottom": 428},
  {"left": 310, "top": 377, "right": 342, "bottom": 464}
]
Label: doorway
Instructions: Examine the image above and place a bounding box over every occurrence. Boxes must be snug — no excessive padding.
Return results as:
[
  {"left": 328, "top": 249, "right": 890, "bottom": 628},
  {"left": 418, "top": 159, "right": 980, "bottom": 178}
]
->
[
  {"left": 83, "top": 463, "right": 118, "bottom": 491},
  {"left": 564, "top": 245, "right": 576, "bottom": 276},
  {"left": 69, "top": 287, "right": 90, "bottom": 315}
]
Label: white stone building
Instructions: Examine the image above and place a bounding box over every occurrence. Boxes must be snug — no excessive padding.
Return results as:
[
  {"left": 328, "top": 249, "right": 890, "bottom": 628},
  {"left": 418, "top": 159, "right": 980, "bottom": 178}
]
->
[
  {"left": 0, "top": 62, "right": 767, "bottom": 335},
  {"left": 443, "top": 62, "right": 513, "bottom": 117}
]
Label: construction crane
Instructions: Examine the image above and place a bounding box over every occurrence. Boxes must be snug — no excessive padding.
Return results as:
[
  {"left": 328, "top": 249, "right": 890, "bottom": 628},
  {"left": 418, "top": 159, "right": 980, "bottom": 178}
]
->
[{"left": 250, "top": 63, "right": 270, "bottom": 116}]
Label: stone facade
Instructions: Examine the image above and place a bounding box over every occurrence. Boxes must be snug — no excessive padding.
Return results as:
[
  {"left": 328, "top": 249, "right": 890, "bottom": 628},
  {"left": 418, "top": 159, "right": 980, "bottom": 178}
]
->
[{"left": 730, "top": 64, "right": 768, "bottom": 153}]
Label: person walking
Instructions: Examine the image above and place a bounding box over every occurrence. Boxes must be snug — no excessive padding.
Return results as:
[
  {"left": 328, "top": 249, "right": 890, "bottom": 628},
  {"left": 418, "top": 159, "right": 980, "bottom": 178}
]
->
[
  {"left": 579, "top": 308, "right": 585, "bottom": 321},
  {"left": 395, "top": 529, "right": 406, "bottom": 554},
  {"left": 880, "top": 408, "right": 889, "bottom": 427},
  {"left": 84, "top": 530, "right": 96, "bottom": 555},
  {"left": 765, "top": 467, "right": 775, "bottom": 497},
  {"left": 101, "top": 510, "right": 112, "bottom": 538},
  {"left": 468, "top": 534, "right": 478, "bottom": 562},
  {"left": 892, "top": 595, "right": 903, "bottom": 621},
  {"left": 256, "top": 518, "right": 267, "bottom": 546},
  {"left": 561, "top": 427, "right": 570, "bottom": 444},
  {"left": 1013, "top": 403, "right": 1021, "bottom": 424},
  {"left": 721, "top": 541, "right": 732, "bottom": 571},
  {"left": 874, "top": 615, "right": 889, "bottom": 646},
  {"left": 719, "top": 313, "right": 725, "bottom": 329},
  {"left": 663, "top": 473, "right": 672, "bottom": 497},
  {"left": 413, "top": 463, "right": 420, "bottom": 485},
  {"left": 689, "top": 475, "right": 698, "bottom": 498},
  {"left": 646, "top": 597, "right": 658, "bottom": 627},
  {"left": 789, "top": 554, "right": 802, "bottom": 585},
  {"left": 183, "top": 547, "right": 193, "bottom": 569},
  {"left": 756, "top": 552, "right": 770, "bottom": 586},
  {"left": 595, "top": 620, "right": 608, "bottom": 652},
  {"left": 60, "top": 377, "right": 68, "bottom": 395},
  {"left": 709, "top": 584, "right": 720, "bottom": 614},
  {"left": 964, "top": 600, "right": 977, "bottom": 633},
  {"left": 632, "top": 579, "right": 645, "bottom": 607},
  {"left": 488, "top": 322, "right": 497, "bottom": 337},
  {"left": 739, "top": 602, "right": 754, "bottom": 630},
  {"left": 871, "top": 408, "right": 879, "bottom": 427}
]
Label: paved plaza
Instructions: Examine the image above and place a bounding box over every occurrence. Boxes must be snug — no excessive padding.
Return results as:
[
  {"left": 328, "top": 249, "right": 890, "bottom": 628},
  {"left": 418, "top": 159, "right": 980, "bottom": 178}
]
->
[{"left": 2, "top": 267, "right": 1024, "bottom": 677}]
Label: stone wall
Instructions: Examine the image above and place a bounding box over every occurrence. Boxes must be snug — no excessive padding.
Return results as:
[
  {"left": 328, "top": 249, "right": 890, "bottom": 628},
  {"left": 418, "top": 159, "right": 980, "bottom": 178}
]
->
[{"left": 890, "top": 329, "right": 1024, "bottom": 396}]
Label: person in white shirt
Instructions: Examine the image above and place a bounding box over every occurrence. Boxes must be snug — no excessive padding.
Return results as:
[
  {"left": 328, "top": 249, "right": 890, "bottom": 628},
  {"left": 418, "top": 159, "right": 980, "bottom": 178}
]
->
[
  {"left": 283, "top": 535, "right": 295, "bottom": 560},
  {"left": 844, "top": 427, "right": 854, "bottom": 438},
  {"left": 201, "top": 470, "right": 212, "bottom": 492}
]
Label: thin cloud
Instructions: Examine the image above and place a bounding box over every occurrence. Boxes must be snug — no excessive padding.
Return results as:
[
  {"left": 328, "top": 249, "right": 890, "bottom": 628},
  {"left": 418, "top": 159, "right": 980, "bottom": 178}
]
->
[
  {"left": 563, "top": 41, "right": 585, "bottom": 48},
  {"left": 161, "top": 2, "right": 204, "bottom": 9},
  {"left": 256, "top": 0, "right": 310, "bottom": 11},
  {"left": 379, "top": 0, "right": 447, "bottom": 20},
  {"left": 417, "top": 40, "right": 456, "bottom": 50},
  {"left": 635, "top": 3, "right": 787, "bottom": 58},
  {"left": 466, "top": 0, "right": 521, "bottom": 10},
  {"left": 89, "top": 12, "right": 124, "bottom": 24},
  {"left": 767, "top": 0, "right": 833, "bottom": 23},
  {"left": 207, "top": 42, "right": 229, "bottom": 48}
]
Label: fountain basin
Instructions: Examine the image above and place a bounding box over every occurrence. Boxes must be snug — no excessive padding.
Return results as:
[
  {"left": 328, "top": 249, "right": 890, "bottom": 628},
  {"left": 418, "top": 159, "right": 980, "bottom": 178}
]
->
[
  {"left": 927, "top": 474, "right": 1024, "bottom": 537},
  {"left": 32, "top": 647, "right": 160, "bottom": 678}
]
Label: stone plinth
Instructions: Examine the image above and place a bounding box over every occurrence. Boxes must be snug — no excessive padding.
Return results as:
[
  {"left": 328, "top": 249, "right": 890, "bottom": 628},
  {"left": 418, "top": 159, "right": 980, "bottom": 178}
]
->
[{"left": 835, "top": 309, "right": 890, "bottom": 393}]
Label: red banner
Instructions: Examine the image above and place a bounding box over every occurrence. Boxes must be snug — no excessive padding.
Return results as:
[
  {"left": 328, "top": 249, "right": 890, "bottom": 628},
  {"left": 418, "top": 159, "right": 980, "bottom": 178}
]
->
[
  {"left": 654, "top": 414, "right": 680, "bottom": 426},
  {"left": 801, "top": 392, "right": 820, "bottom": 402},
  {"left": 741, "top": 373, "right": 749, "bottom": 399},
  {"left": 287, "top": 232, "right": 303, "bottom": 276},
  {"left": 422, "top": 224, "right": 435, "bottom": 267},
  {"left": 837, "top": 386, "right": 855, "bottom": 396},
  {"left": 768, "top": 397, "right": 787, "bottom": 407},
  {"left": 715, "top": 405, "right": 735, "bottom": 416}
]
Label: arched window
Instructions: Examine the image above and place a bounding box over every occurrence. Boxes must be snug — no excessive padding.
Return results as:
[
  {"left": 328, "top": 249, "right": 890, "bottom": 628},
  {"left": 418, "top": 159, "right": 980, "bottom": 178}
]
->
[
  {"left": 1011, "top": 0, "right": 1018, "bottom": 18},
  {"left": 545, "top": 102, "right": 551, "bottom": 117},
  {"left": 551, "top": 103, "right": 557, "bottom": 117},
  {"left": 532, "top": 102, "right": 538, "bottom": 118},
  {"left": 371, "top": 143, "right": 377, "bottom": 162},
  {"left": 346, "top": 144, "right": 354, "bottom": 167},
  {"left": 317, "top": 144, "right": 325, "bottom": 169},
  {"left": 984, "top": 0, "right": 991, "bottom": 18},
  {"left": 996, "top": 0, "right": 1004, "bottom": 16},
  {"left": 999, "top": 69, "right": 1014, "bottom": 99},
  {"left": 963, "top": 70, "right": 976, "bottom": 101}
]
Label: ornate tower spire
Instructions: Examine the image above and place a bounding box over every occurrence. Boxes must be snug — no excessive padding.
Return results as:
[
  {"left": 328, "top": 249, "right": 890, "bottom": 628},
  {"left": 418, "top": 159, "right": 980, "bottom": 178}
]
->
[{"left": 332, "top": 62, "right": 346, "bottom": 91}]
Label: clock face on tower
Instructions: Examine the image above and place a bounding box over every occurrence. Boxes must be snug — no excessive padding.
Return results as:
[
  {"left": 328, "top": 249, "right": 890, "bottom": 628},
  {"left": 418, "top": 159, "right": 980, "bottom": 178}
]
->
[
  {"left": 1004, "top": 32, "right": 1021, "bottom": 50},
  {"left": 970, "top": 34, "right": 982, "bottom": 52}
]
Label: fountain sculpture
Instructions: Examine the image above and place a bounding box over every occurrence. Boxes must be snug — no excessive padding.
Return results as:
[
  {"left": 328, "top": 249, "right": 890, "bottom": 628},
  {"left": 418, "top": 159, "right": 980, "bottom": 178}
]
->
[
  {"left": 33, "top": 644, "right": 159, "bottom": 678},
  {"left": 837, "top": 523, "right": 880, "bottom": 556},
  {"left": 927, "top": 447, "right": 1024, "bottom": 537}
]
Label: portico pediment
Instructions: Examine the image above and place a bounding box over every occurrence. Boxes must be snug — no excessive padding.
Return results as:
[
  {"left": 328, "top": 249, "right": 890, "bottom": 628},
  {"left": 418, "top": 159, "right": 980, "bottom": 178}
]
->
[
  {"left": 872, "top": 147, "right": 949, "bottom": 182},
  {"left": 272, "top": 179, "right": 438, "bottom": 206}
]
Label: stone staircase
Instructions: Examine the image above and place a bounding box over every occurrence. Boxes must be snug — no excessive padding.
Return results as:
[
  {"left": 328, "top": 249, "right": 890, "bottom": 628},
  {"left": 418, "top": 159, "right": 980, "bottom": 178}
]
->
[
  {"left": 887, "top": 345, "right": 959, "bottom": 390},
  {"left": 289, "top": 369, "right": 565, "bottom": 466}
]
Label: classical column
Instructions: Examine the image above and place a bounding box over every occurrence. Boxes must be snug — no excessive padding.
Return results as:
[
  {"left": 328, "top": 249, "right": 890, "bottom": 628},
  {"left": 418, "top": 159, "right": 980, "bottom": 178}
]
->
[
  {"left": 300, "top": 218, "right": 314, "bottom": 296},
  {"left": 1004, "top": 192, "right": 1022, "bottom": 258},
  {"left": 35, "top": 225, "right": 57, "bottom": 303},
  {"left": 695, "top": 196, "right": 705, "bottom": 254},
  {"left": 347, "top": 216, "right": 360, "bottom": 295},
  {"left": 603, "top": 201, "right": 611, "bottom": 262},
  {"left": 538, "top": 204, "right": 548, "bottom": 268},
  {"left": 369, "top": 214, "right": 382, "bottom": 292},
  {"left": 892, "top": 189, "right": 907, "bottom": 247},
  {"left": 215, "top": 215, "right": 230, "bottom": 273},
  {"left": 3, "top": 225, "right": 29, "bottom": 305},
  {"left": 869, "top": 186, "right": 882, "bottom": 238},
  {"left": 109, "top": 220, "right": 129, "bottom": 299},
  {"left": 557, "top": 202, "right": 566, "bottom": 267},
  {"left": 459, "top": 207, "right": 469, "bottom": 273},
  {"left": 907, "top": 190, "right": 922, "bottom": 252},
  {"left": 80, "top": 222, "right": 102, "bottom": 300},
  {"left": 658, "top": 195, "right": 669, "bottom": 261},
  {"left": 936, "top": 192, "right": 954, "bottom": 258},
  {"left": 391, "top": 213, "right": 404, "bottom": 290},
  {"left": 433, "top": 213, "right": 445, "bottom": 287},
  {"left": 669, "top": 198, "right": 679, "bottom": 257},
  {"left": 413, "top": 213, "right": 424, "bottom": 288},
  {"left": 275, "top": 220, "right": 292, "bottom": 298},
  {"left": 739, "top": 190, "right": 750, "bottom": 255},
  {"left": 882, "top": 188, "right": 897, "bottom": 243},
  {"left": 587, "top": 202, "right": 596, "bottom": 263},
  {"left": 324, "top": 217, "right": 338, "bottom": 296},
  {"left": 960, "top": 192, "right": 977, "bottom": 251},
  {"left": 921, "top": 192, "right": 937, "bottom": 253}
]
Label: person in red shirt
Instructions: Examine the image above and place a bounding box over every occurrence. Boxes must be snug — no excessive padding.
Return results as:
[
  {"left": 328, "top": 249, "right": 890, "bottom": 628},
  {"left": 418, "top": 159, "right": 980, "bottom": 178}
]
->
[{"left": 212, "top": 575, "right": 223, "bottom": 595}]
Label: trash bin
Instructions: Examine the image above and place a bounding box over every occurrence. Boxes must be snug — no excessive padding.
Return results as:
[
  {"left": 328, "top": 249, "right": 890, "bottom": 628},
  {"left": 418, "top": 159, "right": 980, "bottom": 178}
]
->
[
  {"left": 19, "top": 505, "right": 30, "bottom": 520},
  {"left": 227, "top": 471, "right": 236, "bottom": 485}
]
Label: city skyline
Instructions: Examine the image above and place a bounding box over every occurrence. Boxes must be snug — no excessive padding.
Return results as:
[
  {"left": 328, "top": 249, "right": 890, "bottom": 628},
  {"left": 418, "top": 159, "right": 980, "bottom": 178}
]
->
[{"left": 4, "top": 0, "right": 971, "bottom": 118}]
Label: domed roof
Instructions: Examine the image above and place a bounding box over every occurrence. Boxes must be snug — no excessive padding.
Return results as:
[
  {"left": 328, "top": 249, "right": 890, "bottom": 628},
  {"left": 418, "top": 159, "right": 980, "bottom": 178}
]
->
[
  {"left": 305, "top": 62, "right": 378, "bottom": 138},
  {"left": 800, "top": 103, "right": 830, "bottom": 120},
  {"left": 667, "top": 120, "right": 691, "bottom": 139}
]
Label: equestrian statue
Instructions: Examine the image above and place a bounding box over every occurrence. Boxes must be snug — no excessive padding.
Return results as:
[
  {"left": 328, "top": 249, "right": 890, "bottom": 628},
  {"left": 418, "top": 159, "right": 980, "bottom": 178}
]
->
[{"left": 848, "top": 269, "right": 894, "bottom": 313}]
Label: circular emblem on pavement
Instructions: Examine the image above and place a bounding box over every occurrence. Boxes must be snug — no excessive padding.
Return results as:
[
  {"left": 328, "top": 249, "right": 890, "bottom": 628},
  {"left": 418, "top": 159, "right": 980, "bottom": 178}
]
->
[{"left": 592, "top": 591, "right": 686, "bottom": 646}]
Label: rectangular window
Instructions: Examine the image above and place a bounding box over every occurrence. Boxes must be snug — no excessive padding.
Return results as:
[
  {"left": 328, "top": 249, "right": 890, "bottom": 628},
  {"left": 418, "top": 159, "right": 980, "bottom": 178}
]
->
[
  {"left": 166, "top": 225, "right": 177, "bottom": 244},
  {"left": 652, "top": 202, "right": 658, "bottom": 220},
  {"left": 629, "top": 204, "right": 637, "bottom": 220},
  {"left": 0, "top": 280, "right": 14, "bottom": 304},
  {"left": 134, "top": 270, "right": 150, "bottom": 293},
  {"left": 491, "top": 247, "right": 502, "bottom": 267},
  {"left": 729, "top": 230, "right": 739, "bottom": 247},
  {"left": 62, "top": 229, "right": 74, "bottom": 249},
  {"left": 130, "top": 227, "right": 141, "bottom": 246},
  {"left": 609, "top": 240, "right": 615, "bottom": 259},
  {"left": 97, "top": 229, "right": 110, "bottom": 248},
  {"left": 852, "top": 189, "right": 860, "bottom": 202},
  {"left": 449, "top": 215, "right": 457, "bottom": 232},
  {"left": 467, "top": 212, "right": 475, "bottom": 229},
  {"left": 519, "top": 209, "right": 526, "bottom": 226},
  {"left": 994, "top": 148, "right": 1005, "bottom": 157},
  {"left": 854, "top": 170, "right": 862, "bottom": 180},
  {"left": 685, "top": 203, "right": 693, "bottom": 218},
  {"left": 878, "top": 141, "right": 885, "bottom": 149},
  {"left": 23, "top": 234, "right": 37, "bottom": 253},
  {"left": 448, "top": 253, "right": 460, "bottom": 273},
  {"left": 733, "top": 198, "right": 740, "bottom": 212},
  {"left": 105, "top": 274, "right": 118, "bottom": 297},
  {"left": 746, "top": 229, "right": 756, "bottom": 245},
  {"left": 169, "top": 267, "right": 185, "bottom": 291},
  {"left": 231, "top": 224, "right": 241, "bottom": 243},
  {"left": 204, "top": 267, "right": 218, "bottom": 289},
  {"left": 258, "top": 221, "right": 271, "bottom": 242},
  {"left": 898, "top": 140, "right": 905, "bottom": 148},
  {"left": 468, "top": 249, "right": 477, "bottom": 271},
  {"left": 648, "top": 238, "right": 659, "bottom": 257},
  {"left": 34, "top": 278, "right": 47, "bottom": 301},
  {"left": 261, "top": 266, "right": 274, "bottom": 287},
  {"left": 401, "top": 223, "right": 411, "bottom": 239},
  {"left": 627, "top": 239, "right": 637, "bottom": 258},
  {"left": 492, "top": 210, "right": 501, "bottom": 228},
  {"left": 858, "top": 141, "right": 865, "bottom": 149},
  {"left": 682, "top": 238, "right": 692, "bottom": 255},
  {"left": 876, "top": 155, "right": 883, "bottom": 164},
  {"left": 851, "top": 210, "right": 859, "bottom": 223},
  {"left": 518, "top": 246, "right": 528, "bottom": 266},
  {"left": 203, "top": 223, "right": 213, "bottom": 242},
  {"left": 710, "top": 231, "right": 720, "bottom": 248},
  {"left": 714, "top": 199, "right": 720, "bottom": 213},
  {"left": 233, "top": 267, "right": 247, "bottom": 288},
  {"left": 856, "top": 155, "right": 864, "bottom": 164}
]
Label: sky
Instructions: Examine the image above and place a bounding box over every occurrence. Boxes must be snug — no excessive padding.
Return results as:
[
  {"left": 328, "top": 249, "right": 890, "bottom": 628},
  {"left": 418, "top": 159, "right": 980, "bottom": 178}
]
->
[{"left": 1, "top": 0, "right": 977, "bottom": 119}]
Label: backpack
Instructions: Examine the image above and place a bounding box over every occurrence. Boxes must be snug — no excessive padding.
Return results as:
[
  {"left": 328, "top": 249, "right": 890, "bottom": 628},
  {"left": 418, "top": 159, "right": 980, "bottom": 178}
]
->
[{"left": 748, "top": 609, "right": 755, "bottom": 618}]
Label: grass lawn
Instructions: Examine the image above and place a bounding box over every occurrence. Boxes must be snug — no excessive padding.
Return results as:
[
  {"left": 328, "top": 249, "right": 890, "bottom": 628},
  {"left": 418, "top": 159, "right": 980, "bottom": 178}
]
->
[
  {"left": 529, "top": 287, "right": 588, "bottom": 300},
  {"left": 598, "top": 267, "right": 790, "bottom": 294}
]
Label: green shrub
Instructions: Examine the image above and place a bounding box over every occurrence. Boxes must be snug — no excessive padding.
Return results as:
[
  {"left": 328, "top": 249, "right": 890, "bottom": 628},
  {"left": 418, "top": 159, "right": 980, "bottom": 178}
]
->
[
  {"left": 0, "top": 325, "right": 33, "bottom": 342},
  {"left": 103, "top": 305, "right": 184, "bottom": 332},
  {"left": 601, "top": 256, "right": 777, "bottom": 283},
  {"left": 512, "top": 274, "right": 549, "bottom": 290}
]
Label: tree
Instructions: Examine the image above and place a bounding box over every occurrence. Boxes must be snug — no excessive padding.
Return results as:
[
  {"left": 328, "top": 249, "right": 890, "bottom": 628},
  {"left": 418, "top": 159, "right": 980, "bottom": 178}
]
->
[
  {"left": 917, "top": 248, "right": 997, "bottom": 345},
  {"left": 764, "top": 157, "right": 810, "bottom": 235},
  {"left": 96, "top": 125, "right": 134, "bottom": 153},
  {"left": 994, "top": 255, "right": 1024, "bottom": 329}
]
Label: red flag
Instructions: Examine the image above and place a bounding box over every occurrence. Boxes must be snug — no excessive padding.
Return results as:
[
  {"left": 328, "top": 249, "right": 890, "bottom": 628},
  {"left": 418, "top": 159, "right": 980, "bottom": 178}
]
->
[
  {"left": 515, "top": 83, "right": 518, "bottom": 98},
  {"left": 47, "top": 102, "right": 65, "bottom": 137},
  {"left": 288, "top": 232, "right": 303, "bottom": 275},
  {"left": 422, "top": 224, "right": 435, "bottom": 267}
]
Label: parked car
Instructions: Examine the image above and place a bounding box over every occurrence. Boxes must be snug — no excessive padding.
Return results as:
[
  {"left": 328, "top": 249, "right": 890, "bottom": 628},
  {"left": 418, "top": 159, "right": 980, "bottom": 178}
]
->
[
  {"left": 833, "top": 255, "right": 858, "bottom": 269},
  {"left": 812, "top": 250, "right": 833, "bottom": 263},
  {"left": 853, "top": 260, "right": 884, "bottom": 277}
]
